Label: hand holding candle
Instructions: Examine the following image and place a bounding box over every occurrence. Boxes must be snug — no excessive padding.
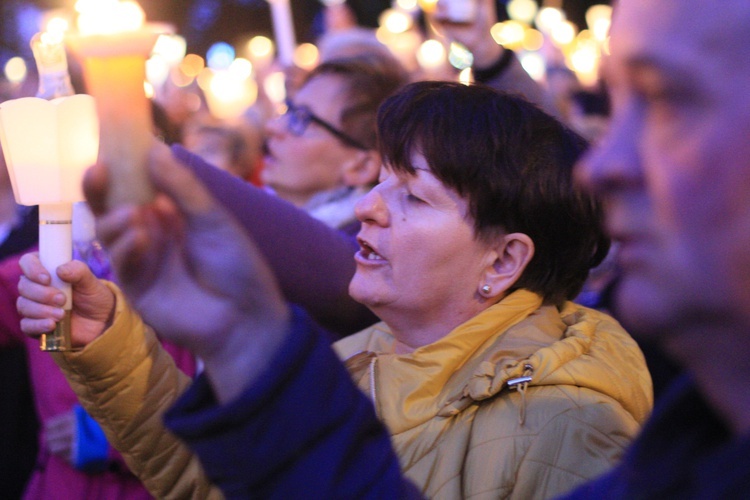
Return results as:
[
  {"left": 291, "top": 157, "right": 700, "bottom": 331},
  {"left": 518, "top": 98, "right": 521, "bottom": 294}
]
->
[{"left": 0, "top": 95, "right": 99, "bottom": 351}]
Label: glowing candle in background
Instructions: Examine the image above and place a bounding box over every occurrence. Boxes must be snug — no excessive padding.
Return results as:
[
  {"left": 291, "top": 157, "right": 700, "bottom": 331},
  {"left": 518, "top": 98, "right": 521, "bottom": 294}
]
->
[
  {"left": 30, "top": 22, "right": 74, "bottom": 99},
  {"left": 65, "top": 0, "right": 160, "bottom": 208},
  {"left": 147, "top": 31, "right": 187, "bottom": 98},
  {"left": 263, "top": 70, "right": 287, "bottom": 110},
  {"left": 3, "top": 58, "right": 28, "bottom": 86},
  {"left": 416, "top": 38, "right": 447, "bottom": 77},
  {"left": 247, "top": 35, "right": 275, "bottom": 72},
  {"left": 585, "top": 4, "right": 613, "bottom": 43},
  {"left": 266, "top": 0, "right": 297, "bottom": 67},
  {"left": 293, "top": 43, "right": 319, "bottom": 71},
  {"left": 200, "top": 56, "right": 259, "bottom": 121}
]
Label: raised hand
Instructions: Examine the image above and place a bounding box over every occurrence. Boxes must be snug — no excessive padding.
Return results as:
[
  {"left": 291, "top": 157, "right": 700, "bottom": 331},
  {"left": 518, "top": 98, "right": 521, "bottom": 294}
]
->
[
  {"left": 44, "top": 410, "right": 77, "bottom": 465},
  {"left": 84, "top": 139, "right": 291, "bottom": 402}
]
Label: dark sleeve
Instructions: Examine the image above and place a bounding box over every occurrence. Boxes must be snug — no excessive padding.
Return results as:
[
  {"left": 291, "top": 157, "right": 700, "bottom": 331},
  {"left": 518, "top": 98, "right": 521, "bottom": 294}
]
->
[
  {"left": 0, "top": 206, "right": 38, "bottom": 260},
  {"left": 164, "top": 308, "right": 421, "bottom": 500},
  {"left": 173, "top": 145, "right": 377, "bottom": 337}
]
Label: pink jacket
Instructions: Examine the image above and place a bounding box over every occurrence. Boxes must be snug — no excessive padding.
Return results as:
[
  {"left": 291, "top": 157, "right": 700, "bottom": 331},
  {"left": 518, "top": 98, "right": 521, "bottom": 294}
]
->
[{"left": 0, "top": 252, "right": 196, "bottom": 499}]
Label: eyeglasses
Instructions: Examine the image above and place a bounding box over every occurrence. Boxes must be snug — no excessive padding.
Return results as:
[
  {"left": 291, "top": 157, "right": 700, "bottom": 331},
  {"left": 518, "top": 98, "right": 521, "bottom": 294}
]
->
[{"left": 283, "top": 99, "right": 369, "bottom": 151}]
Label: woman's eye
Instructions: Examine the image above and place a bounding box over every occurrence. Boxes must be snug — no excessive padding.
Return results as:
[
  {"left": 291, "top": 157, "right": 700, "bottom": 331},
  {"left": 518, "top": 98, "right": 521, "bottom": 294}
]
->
[{"left": 407, "top": 193, "right": 424, "bottom": 203}]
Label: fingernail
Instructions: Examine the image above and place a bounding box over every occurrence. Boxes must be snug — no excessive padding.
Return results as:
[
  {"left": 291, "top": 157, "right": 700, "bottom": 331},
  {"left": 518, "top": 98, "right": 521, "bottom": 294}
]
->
[
  {"left": 52, "top": 309, "right": 65, "bottom": 321},
  {"left": 54, "top": 294, "right": 66, "bottom": 306}
]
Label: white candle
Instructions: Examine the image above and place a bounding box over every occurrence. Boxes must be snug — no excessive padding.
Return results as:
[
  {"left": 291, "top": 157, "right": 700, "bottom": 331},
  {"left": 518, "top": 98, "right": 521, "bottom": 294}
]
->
[
  {"left": 0, "top": 94, "right": 99, "bottom": 351},
  {"left": 267, "top": 0, "right": 297, "bottom": 67},
  {"left": 39, "top": 203, "right": 74, "bottom": 309}
]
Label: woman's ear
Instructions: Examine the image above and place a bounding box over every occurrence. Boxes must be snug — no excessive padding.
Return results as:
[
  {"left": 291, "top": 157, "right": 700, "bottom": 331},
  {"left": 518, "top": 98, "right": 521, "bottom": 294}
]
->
[
  {"left": 478, "top": 233, "right": 535, "bottom": 299},
  {"left": 342, "top": 150, "right": 381, "bottom": 188}
]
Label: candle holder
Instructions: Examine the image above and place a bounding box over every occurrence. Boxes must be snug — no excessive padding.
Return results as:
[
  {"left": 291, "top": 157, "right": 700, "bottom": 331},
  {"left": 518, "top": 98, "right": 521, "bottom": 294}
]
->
[{"left": 0, "top": 95, "right": 99, "bottom": 351}]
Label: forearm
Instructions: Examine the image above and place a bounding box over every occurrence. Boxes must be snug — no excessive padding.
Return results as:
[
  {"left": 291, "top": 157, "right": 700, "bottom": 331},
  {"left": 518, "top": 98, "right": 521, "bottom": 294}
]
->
[
  {"left": 174, "top": 145, "right": 377, "bottom": 336},
  {"left": 166, "top": 308, "right": 420, "bottom": 499},
  {"left": 53, "top": 283, "right": 222, "bottom": 499}
]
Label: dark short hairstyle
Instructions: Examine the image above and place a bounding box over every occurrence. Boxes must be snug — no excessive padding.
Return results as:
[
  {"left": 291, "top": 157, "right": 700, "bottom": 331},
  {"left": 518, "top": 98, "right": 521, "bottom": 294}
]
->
[
  {"left": 305, "top": 52, "right": 410, "bottom": 151},
  {"left": 377, "top": 81, "right": 609, "bottom": 306}
]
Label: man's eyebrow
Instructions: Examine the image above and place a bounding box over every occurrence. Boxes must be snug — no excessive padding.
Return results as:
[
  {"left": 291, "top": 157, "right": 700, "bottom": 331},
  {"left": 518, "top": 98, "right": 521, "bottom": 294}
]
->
[
  {"left": 602, "top": 53, "right": 699, "bottom": 94},
  {"left": 624, "top": 55, "right": 696, "bottom": 83}
]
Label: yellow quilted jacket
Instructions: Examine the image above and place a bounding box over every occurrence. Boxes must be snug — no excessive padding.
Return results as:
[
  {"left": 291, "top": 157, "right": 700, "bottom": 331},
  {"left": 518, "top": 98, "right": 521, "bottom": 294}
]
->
[
  {"left": 334, "top": 289, "right": 653, "bottom": 500},
  {"left": 53, "top": 283, "right": 223, "bottom": 500}
]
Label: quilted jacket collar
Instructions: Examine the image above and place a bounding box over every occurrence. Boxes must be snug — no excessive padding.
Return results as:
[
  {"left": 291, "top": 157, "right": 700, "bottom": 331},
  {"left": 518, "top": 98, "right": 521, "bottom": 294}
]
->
[{"left": 336, "top": 289, "right": 652, "bottom": 434}]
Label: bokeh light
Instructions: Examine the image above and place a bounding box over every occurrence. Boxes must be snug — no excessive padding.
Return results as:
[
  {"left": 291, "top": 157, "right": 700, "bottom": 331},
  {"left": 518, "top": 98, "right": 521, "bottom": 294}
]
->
[
  {"left": 4, "top": 57, "right": 28, "bottom": 84},
  {"left": 206, "top": 41, "right": 235, "bottom": 70}
]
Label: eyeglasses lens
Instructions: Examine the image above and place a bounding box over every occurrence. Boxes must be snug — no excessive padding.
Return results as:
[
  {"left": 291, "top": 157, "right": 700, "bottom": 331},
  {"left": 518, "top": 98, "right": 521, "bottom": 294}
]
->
[{"left": 285, "top": 104, "right": 310, "bottom": 137}]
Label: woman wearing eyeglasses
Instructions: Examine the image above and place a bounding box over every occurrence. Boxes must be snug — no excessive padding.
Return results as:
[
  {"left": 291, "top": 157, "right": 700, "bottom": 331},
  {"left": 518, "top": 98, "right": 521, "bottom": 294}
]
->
[{"left": 262, "top": 53, "right": 408, "bottom": 234}]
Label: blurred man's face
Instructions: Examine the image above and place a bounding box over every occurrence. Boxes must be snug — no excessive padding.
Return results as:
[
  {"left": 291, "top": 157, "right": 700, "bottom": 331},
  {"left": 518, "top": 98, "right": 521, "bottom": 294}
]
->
[{"left": 576, "top": 0, "right": 750, "bottom": 343}]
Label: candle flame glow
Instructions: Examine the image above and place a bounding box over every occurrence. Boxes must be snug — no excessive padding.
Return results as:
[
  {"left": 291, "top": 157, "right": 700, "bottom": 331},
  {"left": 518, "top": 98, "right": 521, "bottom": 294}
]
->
[
  {"left": 229, "top": 58, "right": 254, "bottom": 80},
  {"left": 264, "top": 71, "right": 287, "bottom": 105},
  {"left": 396, "top": 0, "right": 419, "bottom": 11},
  {"left": 535, "top": 7, "right": 565, "bottom": 35},
  {"left": 45, "top": 18, "right": 70, "bottom": 39},
  {"left": 75, "top": 0, "right": 146, "bottom": 36},
  {"left": 180, "top": 54, "right": 205, "bottom": 77},
  {"left": 506, "top": 0, "right": 538, "bottom": 24},
  {"left": 458, "top": 67, "right": 472, "bottom": 85},
  {"left": 380, "top": 9, "right": 413, "bottom": 34},
  {"left": 40, "top": 30, "right": 65, "bottom": 47},
  {"left": 519, "top": 52, "right": 545, "bottom": 82},
  {"left": 416, "top": 39, "right": 446, "bottom": 71},
  {"left": 248, "top": 36, "right": 274, "bottom": 59},
  {"left": 293, "top": 43, "right": 319, "bottom": 70},
  {"left": 152, "top": 34, "right": 187, "bottom": 67},
  {"left": 491, "top": 21, "right": 527, "bottom": 49},
  {"left": 418, "top": 0, "right": 438, "bottom": 14}
]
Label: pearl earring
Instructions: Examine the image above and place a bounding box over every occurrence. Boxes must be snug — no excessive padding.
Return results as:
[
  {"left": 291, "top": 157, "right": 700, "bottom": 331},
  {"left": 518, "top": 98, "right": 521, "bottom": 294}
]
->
[{"left": 481, "top": 284, "right": 492, "bottom": 294}]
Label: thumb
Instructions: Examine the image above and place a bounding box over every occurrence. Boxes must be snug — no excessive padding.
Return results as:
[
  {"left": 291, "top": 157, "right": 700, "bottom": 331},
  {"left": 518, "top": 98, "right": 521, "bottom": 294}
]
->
[
  {"left": 58, "top": 260, "right": 115, "bottom": 325},
  {"left": 57, "top": 260, "right": 99, "bottom": 291},
  {"left": 82, "top": 162, "right": 109, "bottom": 217},
  {"left": 148, "top": 141, "right": 214, "bottom": 219}
]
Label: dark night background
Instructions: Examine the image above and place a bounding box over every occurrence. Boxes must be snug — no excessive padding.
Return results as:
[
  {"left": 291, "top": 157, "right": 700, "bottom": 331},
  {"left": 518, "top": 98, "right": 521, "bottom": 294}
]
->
[{"left": 1, "top": 0, "right": 609, "bottom": 68}]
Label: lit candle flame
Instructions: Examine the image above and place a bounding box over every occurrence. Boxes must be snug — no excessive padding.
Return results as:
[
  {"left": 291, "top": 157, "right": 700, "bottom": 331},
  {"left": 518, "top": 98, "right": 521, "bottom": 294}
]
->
[{"left": 75, "top": 0, "right": 146, "bottom": 36}]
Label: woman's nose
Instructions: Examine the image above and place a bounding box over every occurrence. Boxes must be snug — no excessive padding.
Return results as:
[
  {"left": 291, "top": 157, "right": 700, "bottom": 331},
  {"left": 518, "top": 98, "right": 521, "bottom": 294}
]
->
[
  {"left": 264, "top": 114, "right": 286, "bottom": 138},
  {"left": 355, "top": 185, "right": 389, "bottom": 226}
]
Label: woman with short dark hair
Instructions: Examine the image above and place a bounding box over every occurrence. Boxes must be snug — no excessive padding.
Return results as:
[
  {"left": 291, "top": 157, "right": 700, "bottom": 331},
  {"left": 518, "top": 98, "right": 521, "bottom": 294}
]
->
[{"left": 17, "top": 82, "right": 651, "bottom": 499}]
